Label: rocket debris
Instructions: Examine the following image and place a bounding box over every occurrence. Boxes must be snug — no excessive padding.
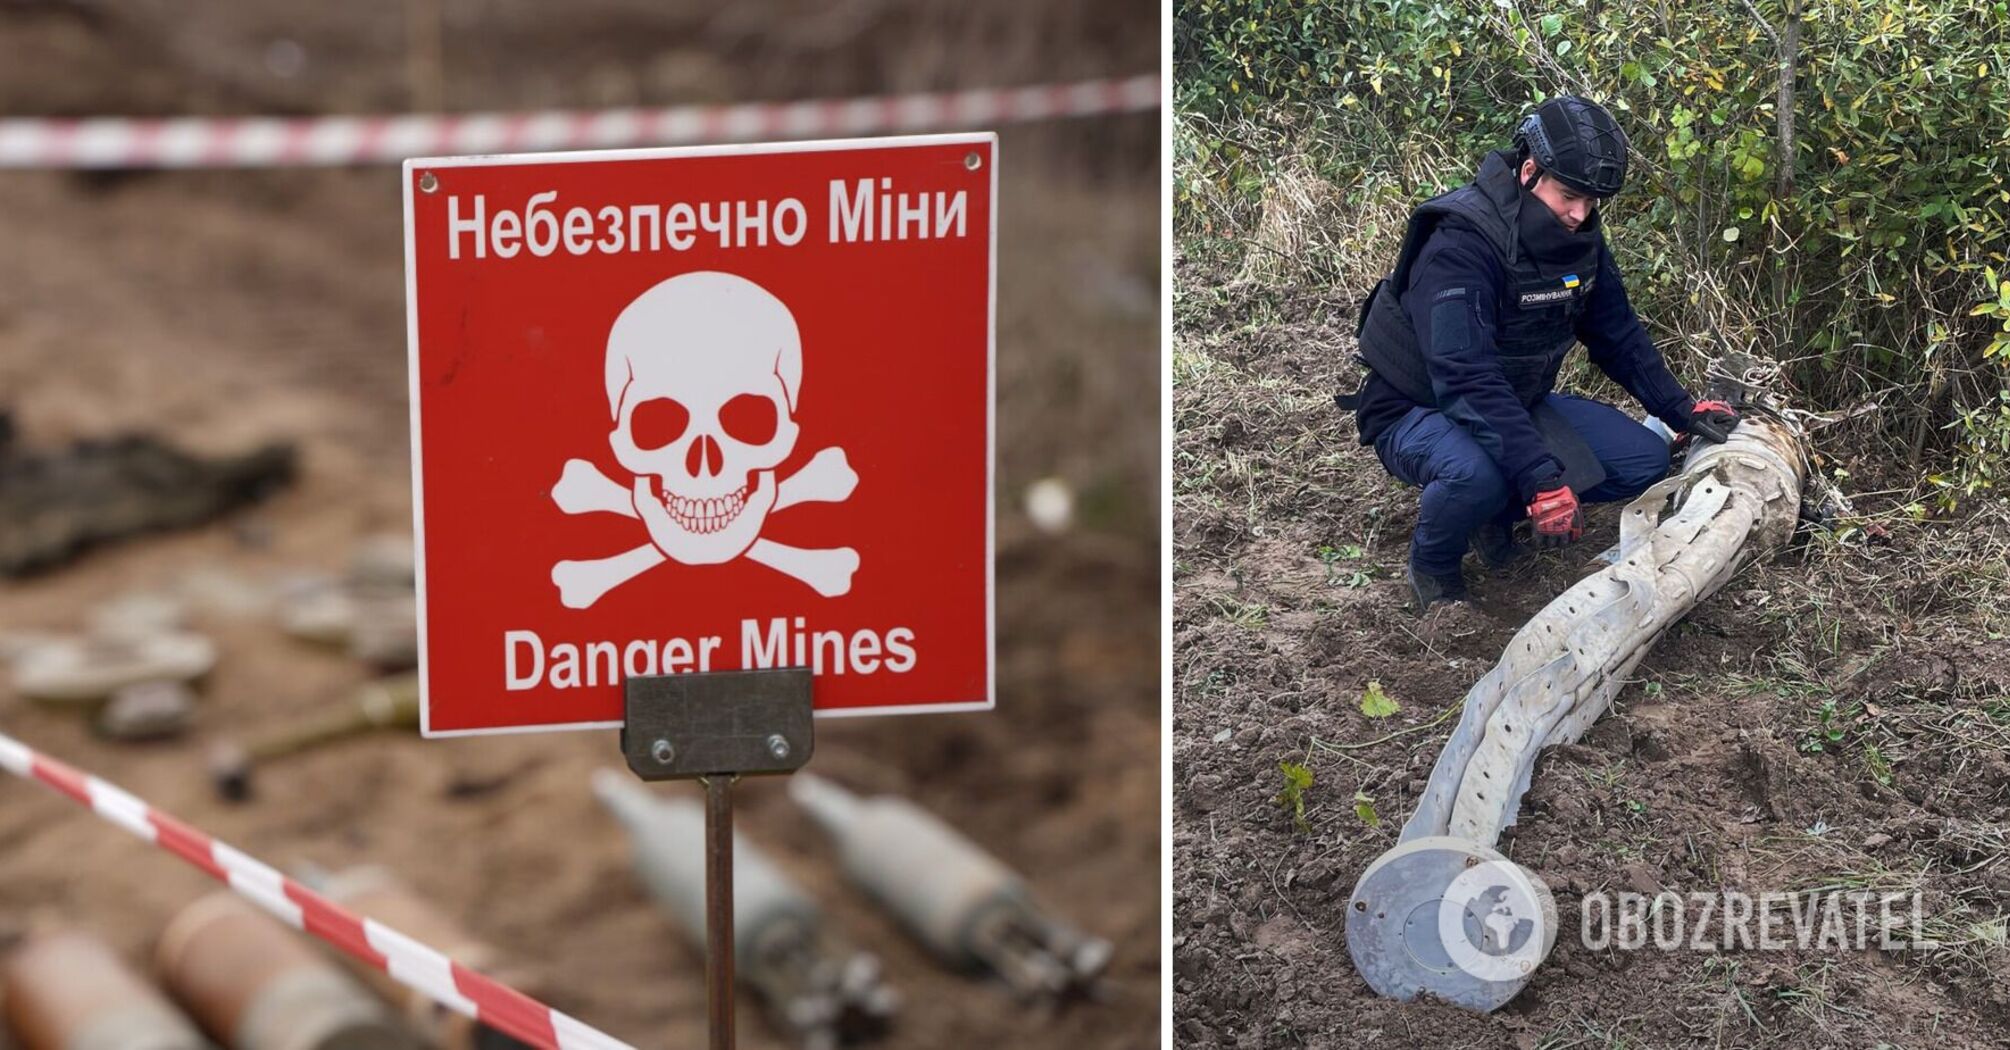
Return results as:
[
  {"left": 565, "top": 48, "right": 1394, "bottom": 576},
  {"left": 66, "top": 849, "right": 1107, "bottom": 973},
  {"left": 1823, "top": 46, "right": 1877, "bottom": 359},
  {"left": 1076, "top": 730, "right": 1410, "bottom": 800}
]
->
[
  {"left": 789, "top": 774, "right": 1111, "bottom": 999},
  {"left": 3, "top": 928, "right": 208, "bottom": 1050},
  {"left": 208, "top": 674, "right": 420, "bottom": 801},
  {"left": 1347, "top": 407, "right": 1811, "bottom": 1011},
  {"left": 593, "top": 771, "right": 897, "bottom": 1049}
]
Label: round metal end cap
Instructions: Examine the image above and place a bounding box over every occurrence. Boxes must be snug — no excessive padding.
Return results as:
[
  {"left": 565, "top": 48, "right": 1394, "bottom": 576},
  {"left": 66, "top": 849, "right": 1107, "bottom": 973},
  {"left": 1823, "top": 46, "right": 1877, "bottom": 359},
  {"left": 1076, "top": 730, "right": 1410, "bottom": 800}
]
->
[{"left": 1343, "top": 835, "right": 1558, "bottom": 1013}]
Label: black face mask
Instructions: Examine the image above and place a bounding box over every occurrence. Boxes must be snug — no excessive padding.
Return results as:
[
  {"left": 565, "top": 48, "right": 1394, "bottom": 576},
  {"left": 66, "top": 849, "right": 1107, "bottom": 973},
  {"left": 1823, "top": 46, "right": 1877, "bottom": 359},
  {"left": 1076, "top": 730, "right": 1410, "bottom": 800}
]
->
[{"left": 1515, "top": 180, "right": 1600, "bottom": 269}]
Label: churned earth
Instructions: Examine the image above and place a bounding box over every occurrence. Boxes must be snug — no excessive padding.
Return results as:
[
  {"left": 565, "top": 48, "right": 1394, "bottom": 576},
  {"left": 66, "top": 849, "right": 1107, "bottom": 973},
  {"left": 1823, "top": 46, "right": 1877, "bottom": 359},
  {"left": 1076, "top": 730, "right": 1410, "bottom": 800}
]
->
[
  {"left": 0, "top": 3, "right": 1160, "bottom": 1048},
  {"left": 1173, "top": 260, "right": 2010, "bottom": 1049}
]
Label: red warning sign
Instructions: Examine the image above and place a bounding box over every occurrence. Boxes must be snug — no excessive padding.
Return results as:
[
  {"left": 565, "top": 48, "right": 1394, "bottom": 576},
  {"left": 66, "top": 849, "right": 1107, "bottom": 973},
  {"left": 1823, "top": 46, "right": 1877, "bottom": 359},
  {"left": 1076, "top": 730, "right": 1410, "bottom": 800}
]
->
[{"left": 403, "top": 135, "right": 995, "bottom": 736}]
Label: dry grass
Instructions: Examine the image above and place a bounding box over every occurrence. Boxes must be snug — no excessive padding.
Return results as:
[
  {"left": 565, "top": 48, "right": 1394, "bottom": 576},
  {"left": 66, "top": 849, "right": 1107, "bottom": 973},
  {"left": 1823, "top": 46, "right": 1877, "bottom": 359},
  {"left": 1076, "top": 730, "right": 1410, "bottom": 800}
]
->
[{"left": 1235, "top": 162, "right": 1344, "bottom": 286}]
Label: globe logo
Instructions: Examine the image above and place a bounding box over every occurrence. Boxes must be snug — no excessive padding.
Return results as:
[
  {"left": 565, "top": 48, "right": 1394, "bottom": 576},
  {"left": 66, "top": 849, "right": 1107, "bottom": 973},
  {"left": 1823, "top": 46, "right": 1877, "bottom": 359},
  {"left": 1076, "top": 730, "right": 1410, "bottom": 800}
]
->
[{"left": 1437, "top": 858, "right": 1555, "bottom": 983}]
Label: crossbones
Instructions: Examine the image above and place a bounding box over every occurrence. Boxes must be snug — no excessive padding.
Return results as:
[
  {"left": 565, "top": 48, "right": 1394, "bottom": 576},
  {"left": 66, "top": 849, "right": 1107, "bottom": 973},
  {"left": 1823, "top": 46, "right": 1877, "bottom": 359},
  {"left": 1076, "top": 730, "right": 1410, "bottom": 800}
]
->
[
  {"left": 547, "top": 271, "right": 861, "bottom": 609},
  {"left": 550, "top": 450, "right": 858, "bottom": 607}
]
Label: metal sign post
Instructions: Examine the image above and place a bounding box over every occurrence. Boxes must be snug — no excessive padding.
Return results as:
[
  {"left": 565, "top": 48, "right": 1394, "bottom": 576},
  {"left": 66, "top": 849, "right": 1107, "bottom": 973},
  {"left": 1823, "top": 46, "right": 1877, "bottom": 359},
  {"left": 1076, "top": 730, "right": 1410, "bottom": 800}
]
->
[{"left": 620, "top": 668, "right": 814, "bottom": 1050}]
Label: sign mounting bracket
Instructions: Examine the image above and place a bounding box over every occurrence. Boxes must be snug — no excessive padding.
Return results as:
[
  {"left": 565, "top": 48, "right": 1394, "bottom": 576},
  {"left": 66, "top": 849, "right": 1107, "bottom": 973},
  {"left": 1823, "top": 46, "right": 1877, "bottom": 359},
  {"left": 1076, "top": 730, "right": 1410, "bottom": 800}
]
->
[{"left": 621, "top": 667, "right": 814, "bottom": 1050}]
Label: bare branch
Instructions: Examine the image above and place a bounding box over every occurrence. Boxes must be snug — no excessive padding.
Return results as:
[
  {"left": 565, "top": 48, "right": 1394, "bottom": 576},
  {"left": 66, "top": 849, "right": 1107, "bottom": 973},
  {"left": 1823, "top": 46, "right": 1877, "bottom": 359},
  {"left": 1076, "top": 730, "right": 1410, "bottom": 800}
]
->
[{"left": 1739, "top": 0, "right": 1784, "bottom": 48}]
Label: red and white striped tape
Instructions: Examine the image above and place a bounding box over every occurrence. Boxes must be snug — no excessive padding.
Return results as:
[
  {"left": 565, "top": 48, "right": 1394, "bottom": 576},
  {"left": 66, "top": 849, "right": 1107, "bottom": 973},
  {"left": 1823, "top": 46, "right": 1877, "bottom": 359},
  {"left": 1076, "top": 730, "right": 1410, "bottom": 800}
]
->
[
  {"left": 0, "top": 730, "right": 634, "bottom": 1050},
  {"left": 0, "top": 74, "right": 1157, "bottom": 169}
]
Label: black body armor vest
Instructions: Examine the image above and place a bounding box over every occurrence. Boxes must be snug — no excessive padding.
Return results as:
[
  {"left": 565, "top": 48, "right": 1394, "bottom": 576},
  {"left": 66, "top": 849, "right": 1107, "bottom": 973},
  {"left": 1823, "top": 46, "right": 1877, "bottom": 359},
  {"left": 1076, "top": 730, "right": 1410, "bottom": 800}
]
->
[{"left": 1354, "top": 150, "right": 1601, "bottom": 409}]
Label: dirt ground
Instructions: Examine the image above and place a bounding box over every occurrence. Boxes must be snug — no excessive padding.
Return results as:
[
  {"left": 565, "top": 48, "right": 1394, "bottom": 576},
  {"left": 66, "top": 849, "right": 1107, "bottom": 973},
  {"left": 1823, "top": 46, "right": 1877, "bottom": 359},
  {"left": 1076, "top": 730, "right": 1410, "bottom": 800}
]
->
[
  {"left": 0, "top": 3, "right": 1159, "bottom": 1048},
  {"left": 1172, "top": 262, "right": 2010, "bottom": 1048}
]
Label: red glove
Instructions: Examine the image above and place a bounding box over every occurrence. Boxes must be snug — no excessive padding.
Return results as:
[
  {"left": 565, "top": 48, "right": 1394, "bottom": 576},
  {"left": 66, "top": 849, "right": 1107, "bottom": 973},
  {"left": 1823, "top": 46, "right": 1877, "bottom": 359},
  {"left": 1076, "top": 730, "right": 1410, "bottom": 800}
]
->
[
  {"left": 1688, "top": 399, "right": 1740, "bottom": 444},
  {"left": 1527, "top": 486, "right": 1584, "bottom": 548}
]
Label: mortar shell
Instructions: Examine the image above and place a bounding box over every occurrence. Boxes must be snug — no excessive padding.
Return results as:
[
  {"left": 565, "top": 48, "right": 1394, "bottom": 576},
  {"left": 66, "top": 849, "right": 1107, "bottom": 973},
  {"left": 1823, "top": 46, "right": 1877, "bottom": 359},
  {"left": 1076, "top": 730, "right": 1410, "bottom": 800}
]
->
[
  {"left": 310, "top": 867, "right": 537, "bottom": 1050},
  {"left": 156, "top": 892, "right": 414, "bottom": 1050},
  {"left": 593, "top": 771, "right": 902, "bottom": 1043},
  {"left": 592, "top": 771, "right": 820, "bottom": 961},
  {"left": 790, "top": 774, "right": 1017, "bottom": 963},
  {"left": 791, "top": 774, "right": 1108, "bottom": 997},
  {"left": 2, "top": 929, "right": 207, "bottom": 1050}
]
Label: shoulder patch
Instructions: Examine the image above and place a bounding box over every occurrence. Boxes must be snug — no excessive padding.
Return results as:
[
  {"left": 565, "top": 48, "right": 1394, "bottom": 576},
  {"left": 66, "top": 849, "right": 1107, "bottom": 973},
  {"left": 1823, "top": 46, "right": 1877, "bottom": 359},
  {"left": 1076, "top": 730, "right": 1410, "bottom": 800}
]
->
[{"left": 1430, "top": 298, "right": 1473, "bottom": 353}]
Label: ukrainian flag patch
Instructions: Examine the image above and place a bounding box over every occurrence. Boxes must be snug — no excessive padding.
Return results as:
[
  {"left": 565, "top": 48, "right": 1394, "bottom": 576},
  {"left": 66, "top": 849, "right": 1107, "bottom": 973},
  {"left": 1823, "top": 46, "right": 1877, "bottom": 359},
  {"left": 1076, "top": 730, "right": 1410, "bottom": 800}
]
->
[{"left": 1562, "top": 273, "right": 1581, "bottom": 289}]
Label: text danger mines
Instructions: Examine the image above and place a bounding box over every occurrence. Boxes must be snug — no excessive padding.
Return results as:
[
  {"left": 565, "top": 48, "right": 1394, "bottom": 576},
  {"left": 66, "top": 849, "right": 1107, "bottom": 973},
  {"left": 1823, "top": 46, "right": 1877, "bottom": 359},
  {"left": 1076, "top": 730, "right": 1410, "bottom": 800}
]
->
[{"left": 504, "top": 618, "right": 917, "bottom": 691}]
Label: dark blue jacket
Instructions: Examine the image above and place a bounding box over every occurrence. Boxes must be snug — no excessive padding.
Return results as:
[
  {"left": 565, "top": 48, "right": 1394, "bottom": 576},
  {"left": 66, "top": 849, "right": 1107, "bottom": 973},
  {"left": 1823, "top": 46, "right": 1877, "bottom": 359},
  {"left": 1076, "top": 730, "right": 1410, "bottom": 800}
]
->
[{"left": 1354, "top": 217, "right": 1696, "bottom": 501}]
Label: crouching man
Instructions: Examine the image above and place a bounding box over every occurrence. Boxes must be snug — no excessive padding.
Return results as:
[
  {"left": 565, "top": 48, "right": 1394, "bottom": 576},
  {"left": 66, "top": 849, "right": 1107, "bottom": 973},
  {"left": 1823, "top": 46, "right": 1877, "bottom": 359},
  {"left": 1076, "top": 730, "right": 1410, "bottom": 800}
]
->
[{"left": 1340, "top": 95, "right": 1740, "bottom": 608}]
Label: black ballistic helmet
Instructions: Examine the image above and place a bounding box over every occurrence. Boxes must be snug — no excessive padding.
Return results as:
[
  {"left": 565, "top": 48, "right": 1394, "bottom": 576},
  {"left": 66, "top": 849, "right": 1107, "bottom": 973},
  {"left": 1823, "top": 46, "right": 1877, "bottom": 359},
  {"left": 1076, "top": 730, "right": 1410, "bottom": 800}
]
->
[{"left": 1514, "top": 96, "right": 1629, "bottom": 197}]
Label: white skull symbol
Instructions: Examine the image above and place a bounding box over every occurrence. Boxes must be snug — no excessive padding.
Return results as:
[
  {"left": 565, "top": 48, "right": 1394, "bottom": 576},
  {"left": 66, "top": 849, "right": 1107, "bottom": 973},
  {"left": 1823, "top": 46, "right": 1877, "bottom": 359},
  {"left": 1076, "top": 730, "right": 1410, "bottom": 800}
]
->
[{"left": 605, "top": 271, "right": 802, "bottom": 565}]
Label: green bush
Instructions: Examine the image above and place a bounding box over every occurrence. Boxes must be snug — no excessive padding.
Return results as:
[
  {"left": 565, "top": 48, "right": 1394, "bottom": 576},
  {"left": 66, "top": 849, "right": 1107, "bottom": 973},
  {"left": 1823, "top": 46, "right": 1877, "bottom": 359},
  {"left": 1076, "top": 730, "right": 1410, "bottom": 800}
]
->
[{"left": 1175, "top": 0, "right": 2010, "bottom": 502}]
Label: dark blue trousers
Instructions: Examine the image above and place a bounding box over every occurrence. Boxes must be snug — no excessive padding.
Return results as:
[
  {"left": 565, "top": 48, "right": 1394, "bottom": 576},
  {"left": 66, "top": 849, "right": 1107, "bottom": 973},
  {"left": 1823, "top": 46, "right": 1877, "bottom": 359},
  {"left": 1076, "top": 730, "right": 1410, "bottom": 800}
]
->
[{"left": 1372, "top": 393, "right": 1671, "bottom": 578}]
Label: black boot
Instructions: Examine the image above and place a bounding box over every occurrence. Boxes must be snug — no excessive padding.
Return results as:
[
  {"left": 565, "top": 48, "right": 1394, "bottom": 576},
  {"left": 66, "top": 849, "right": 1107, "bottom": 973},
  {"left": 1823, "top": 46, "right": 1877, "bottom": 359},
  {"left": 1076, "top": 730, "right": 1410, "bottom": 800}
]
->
[
  {"left": 1407, "top": 564, "right": 1469, "bottom": 610},
  {"left": 1469, "top": 519, "right": 1523, "bottom": 570}
]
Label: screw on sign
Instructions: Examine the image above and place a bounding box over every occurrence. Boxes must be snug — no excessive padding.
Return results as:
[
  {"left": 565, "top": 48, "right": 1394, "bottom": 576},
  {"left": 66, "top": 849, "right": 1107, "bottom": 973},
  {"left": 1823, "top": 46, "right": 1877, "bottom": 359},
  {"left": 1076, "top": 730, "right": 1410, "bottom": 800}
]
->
[{"left": 405, "top": 134, "right": 995, "bottom": 736}]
